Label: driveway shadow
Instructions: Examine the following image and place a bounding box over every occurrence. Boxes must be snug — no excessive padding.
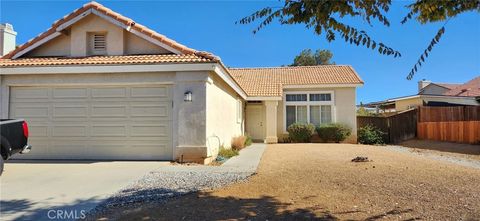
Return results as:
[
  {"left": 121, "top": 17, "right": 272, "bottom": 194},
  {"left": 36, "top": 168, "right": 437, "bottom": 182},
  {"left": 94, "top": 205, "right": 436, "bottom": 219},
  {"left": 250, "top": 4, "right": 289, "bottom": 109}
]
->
[
  {"left": 89, "top": 190, "right": 338, "bottom": 221},
  {"left": 0, "top": 197, "right": 103, "bottom": 221}
]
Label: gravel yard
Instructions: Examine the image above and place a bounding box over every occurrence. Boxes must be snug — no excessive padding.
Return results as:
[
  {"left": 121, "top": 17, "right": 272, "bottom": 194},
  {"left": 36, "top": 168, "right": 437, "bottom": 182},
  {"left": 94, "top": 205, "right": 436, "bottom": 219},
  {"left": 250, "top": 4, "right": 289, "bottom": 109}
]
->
[
  {"left": 89, "top": 169, "right": 252, "bottom": 216},
  {"left": 90, "top": 144, "right": 480, "bottom": 220}
]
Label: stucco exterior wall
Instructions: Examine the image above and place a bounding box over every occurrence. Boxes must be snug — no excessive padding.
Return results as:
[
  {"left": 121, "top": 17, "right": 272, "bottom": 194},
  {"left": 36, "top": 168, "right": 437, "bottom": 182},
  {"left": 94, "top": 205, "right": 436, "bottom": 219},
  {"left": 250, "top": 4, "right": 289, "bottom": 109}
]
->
[
  {"left": 395, "top": 97, "right": 423, "bottom": 111},
  {"left": 0, "top": 71, "right": 210, "bottom": 162},
  {"left": 71, "top": 14, "right": 124, "bottom": 56},
  {"left": 334, "top": 87, "right": 357, "bottom": 143},
  {"left": 26, "top": 34, "right": 71, "bottom": 57},
  {"left": 206, "top": 73, "right": 244, "bottom": 155},
  {"left": 124, "top": 31, "right": 170, "bottom": 55},
  {"left": 276, "top": 87, "right": 358, "bottom": 143}
]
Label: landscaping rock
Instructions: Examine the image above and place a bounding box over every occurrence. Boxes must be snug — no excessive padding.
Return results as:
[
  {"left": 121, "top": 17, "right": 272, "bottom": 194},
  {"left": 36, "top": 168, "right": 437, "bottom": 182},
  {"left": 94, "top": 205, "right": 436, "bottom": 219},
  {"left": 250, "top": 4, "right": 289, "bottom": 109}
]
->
[{"left": 351, "top": 156, "right": 371, "bottom": 162}]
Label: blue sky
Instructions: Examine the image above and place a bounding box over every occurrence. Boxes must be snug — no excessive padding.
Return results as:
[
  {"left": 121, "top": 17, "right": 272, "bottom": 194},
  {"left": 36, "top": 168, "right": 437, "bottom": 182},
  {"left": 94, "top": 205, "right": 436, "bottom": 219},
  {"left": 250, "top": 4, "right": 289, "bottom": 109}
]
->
[{"left": 1, "top": 0, "right": 479, "bottom": 103}]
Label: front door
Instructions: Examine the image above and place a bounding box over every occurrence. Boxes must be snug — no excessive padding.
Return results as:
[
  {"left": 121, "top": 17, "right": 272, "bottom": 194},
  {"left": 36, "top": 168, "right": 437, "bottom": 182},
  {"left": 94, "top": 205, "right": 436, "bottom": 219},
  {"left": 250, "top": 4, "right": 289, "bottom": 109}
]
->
[{"left": 246, "top": 104, "right": 265, "bottom": 141}]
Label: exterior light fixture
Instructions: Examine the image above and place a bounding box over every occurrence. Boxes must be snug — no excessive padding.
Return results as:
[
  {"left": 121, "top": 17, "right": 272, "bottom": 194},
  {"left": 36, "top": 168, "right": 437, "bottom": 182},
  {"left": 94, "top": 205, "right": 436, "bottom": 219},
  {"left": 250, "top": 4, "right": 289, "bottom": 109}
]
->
[{"left": 184, "top": 91, "right": 192, "bottom": 102}]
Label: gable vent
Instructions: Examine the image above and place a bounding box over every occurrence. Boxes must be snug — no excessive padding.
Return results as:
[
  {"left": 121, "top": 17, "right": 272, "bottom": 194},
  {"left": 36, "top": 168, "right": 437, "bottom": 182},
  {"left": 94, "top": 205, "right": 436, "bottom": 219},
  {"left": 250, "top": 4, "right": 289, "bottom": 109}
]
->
[{"left": 93, "top": 34, "right": 106, "bottom": 51}]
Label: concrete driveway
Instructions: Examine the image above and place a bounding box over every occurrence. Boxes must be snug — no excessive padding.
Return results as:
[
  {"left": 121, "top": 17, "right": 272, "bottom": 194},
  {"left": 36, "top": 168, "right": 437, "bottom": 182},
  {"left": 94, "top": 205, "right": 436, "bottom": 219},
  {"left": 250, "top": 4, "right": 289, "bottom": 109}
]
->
[{"left": 0, "top": 161, "right": 167, "bottom": 221}]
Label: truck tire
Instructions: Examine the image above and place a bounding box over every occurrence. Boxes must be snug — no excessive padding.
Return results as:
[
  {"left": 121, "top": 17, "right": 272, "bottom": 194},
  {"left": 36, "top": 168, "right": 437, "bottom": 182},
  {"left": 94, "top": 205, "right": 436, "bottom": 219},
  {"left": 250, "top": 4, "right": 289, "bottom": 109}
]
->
[{"left": 0, "top": 156, "right": 4, "bottom": 176}]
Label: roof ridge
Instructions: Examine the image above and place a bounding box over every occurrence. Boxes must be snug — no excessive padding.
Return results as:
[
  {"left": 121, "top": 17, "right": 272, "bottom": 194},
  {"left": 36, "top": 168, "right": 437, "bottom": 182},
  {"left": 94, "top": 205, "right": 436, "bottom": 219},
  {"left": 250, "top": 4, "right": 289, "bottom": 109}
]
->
[{"left": 229, "top": 65, "right": 352, "bottom": 70}]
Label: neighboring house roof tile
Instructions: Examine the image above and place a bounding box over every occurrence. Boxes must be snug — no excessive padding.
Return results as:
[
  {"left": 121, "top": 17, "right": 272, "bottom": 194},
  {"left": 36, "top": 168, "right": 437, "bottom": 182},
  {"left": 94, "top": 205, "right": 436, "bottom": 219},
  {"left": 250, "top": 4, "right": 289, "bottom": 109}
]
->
[
  {"left": 1, "top": 1, "right": 219, "bottom": 60},
  {"left": 229, "top": 65, "right": 364, "bottom": 97},
  {"left": 0, "top": 54, "right": 214, "bottom": 67},
  {"left": 435, "top": 83, "right": 461, "bottom": 90},
  {"left": 443, "top": 76, "right": 480, "bottom": 97}
]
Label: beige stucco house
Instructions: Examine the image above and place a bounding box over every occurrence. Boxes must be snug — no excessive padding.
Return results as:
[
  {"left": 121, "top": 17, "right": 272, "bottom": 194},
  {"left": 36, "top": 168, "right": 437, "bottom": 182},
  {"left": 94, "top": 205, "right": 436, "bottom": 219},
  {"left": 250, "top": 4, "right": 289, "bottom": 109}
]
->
[
  {"left": 365, "top": 78, "right": 480, "bottom": 113},
  {"left": 0, "top": 2, "right": 363, "bottom": 163}
]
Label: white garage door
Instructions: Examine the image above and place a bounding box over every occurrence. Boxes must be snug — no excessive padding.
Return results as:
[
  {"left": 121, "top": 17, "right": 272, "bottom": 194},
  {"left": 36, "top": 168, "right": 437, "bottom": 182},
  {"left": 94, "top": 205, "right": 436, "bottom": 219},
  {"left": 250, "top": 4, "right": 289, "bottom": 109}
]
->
[{"left": 9, "top": 85, "right": 173, "bottom": 160}]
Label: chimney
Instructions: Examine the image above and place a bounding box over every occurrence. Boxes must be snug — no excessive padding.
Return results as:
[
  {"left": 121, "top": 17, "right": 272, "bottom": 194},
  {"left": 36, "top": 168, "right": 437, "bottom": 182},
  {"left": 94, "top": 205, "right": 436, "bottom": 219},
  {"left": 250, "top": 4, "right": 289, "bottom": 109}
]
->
[
  {"left": 0, "top": 23, "right": 17, "bottom": 56},
  {"left": 418, "top": 79, "right": 431, "bottom": 93}
]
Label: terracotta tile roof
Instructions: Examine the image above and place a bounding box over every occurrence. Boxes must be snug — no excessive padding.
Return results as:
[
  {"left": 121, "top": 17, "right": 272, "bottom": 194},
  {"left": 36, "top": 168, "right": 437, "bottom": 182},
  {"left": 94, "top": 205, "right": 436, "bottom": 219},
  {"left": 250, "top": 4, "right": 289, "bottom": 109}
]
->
[
  {"left": 435, "top": 83, "right": 461, "bottom": 90},
  {"left": 443, "top": 76, "right": 480, "bottom": 97},
  {"left": 1, "top": 1, "right": 218, "bottom": 60},
  {"left": 0, "top": 54, "right": 215, "bottom": 67},
  {"left": 229, "top": 65, "right": 364, "bottom": 97}
]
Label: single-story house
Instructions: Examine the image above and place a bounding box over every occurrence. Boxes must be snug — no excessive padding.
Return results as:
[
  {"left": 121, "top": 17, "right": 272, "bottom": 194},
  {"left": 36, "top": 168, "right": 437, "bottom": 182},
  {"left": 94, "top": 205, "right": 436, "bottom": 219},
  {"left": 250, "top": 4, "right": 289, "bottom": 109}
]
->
[
  {"left": 0, "top": 2, "right": 363, "bottom": 163},
  {"left": 364, "top": 78, "right": 480, "bottom": 113}
]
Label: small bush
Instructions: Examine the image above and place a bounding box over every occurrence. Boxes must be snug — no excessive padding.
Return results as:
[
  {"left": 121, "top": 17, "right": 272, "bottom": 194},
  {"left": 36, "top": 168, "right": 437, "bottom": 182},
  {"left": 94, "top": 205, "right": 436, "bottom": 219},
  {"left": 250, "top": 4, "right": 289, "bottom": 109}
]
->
[
  {"left": 279, "top": 136, "right": 292, "bottom": 143},
  {"left": 244, "top": 135, "right": 253, "bottom": 147},
  {"left": 231, "top": 136, "right": 247, "bottom": 150},
  {"left": 316, "top": 123, "right": 352, "bottom": 143},
  {"left": 218, "top": 147, "right": 239, "bottom": 159},
  {"left": 358, "top": 125, "right": 385, "bottom": 145},
  {"left": 287, "top": 123, "right": 315, "bottom": 143}
]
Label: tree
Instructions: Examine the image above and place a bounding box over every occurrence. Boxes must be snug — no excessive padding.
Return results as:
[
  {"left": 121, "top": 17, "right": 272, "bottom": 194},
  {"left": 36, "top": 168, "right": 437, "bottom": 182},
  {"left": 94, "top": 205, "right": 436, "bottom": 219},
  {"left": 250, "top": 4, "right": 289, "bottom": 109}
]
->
[
  {"left": 292, "top": 49, "right": 334, "bottom": 66},
  {"left": 238, "top": 0, "right": 480, "bottom": 79}
]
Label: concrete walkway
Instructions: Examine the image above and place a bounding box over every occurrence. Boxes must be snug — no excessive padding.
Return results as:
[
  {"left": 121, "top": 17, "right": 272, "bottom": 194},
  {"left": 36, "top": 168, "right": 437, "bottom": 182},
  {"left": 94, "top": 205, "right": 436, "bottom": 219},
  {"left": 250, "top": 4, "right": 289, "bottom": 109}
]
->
[
  {"left": 149, "top": 143, "right": 266, "bottom": 174},
  {"left": 222, "top": 143, "right": 266, "bottom": 172}
]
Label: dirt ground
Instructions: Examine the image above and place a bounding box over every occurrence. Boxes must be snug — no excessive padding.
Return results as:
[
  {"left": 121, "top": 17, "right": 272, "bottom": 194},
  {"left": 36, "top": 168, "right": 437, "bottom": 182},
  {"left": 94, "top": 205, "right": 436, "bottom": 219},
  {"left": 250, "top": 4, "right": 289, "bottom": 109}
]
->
[
  {"left": 93, "top": 144, "right": 480, "bottom": 221},
  {"left": 400, "top": 139, "right": 480, "bottom": 161}
]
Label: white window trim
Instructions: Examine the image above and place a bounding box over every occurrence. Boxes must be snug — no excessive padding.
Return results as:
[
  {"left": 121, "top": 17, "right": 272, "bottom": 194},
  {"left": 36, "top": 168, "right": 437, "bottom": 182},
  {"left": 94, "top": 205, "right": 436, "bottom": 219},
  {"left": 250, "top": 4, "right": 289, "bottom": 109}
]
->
[{"left": 282, "top": 90, "right": 336, "bottom": 133}]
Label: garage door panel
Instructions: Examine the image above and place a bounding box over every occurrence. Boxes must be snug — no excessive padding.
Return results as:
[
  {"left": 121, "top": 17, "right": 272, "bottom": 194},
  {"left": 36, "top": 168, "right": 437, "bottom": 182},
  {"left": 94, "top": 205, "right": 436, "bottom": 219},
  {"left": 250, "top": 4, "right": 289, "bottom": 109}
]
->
[
  {"left": 53, "top": 88, "right": 88, "bottom": 98},
  {"left": 29, "top": 126, "right": 49, "bottom": 137},
  {"left": 10, "top": 85, "right": 173, "bottom": 160},
  {"left": 91, "top": 87, "right": 127, "bottom": 98},
  {"left": 53, "top": 106, "right": 88, "bottom": 118},
  {"left": 91, "top": 105, "right": 127, "bottom": 117},
  {"left": 10, "top": 87, "right": 49, "bottom": 99},
  {"left": 131, "top": 125, "right": 168, "bottom": 137},
  {"left": 51, "top": 143, "right": 88, "bottom": 156},
  {"left": 10, "top": 105, "right": 49, "bottom": 118},
  {"left": 91, "top": 125, "right": 127, "bottom": 137},
  {"left": 52, "top": 126, "right": 87, "bottom": 137}
]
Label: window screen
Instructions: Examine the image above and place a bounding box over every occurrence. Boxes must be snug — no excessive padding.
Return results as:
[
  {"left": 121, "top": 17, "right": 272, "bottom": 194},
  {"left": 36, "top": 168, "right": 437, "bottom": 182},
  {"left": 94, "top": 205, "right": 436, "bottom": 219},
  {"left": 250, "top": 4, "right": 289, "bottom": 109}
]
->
[
  {"left": 286, "top": 94, "right": 307, "bottom": 102},
  {"left": 310, "top": 93, "right": 331, "bottom": 101}
]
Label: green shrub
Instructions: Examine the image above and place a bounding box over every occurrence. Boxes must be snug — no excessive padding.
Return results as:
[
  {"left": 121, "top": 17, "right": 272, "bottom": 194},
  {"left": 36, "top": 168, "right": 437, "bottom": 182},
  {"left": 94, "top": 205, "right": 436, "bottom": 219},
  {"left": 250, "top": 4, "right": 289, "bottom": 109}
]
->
[
  {"left": 316, "top": 123, "right": 352, "bottom": 143},
  {"left": 287, "top": 123, "right": 315, "bottom": 142},
  {"left": 244, "top": 135, "right": 253, "bottom": 147},
  {"left": 358, "top": 125, "right": 386, "bottom": 145},
  {"left": 218, "top": 147, "right": 239, "bottom": 158}
]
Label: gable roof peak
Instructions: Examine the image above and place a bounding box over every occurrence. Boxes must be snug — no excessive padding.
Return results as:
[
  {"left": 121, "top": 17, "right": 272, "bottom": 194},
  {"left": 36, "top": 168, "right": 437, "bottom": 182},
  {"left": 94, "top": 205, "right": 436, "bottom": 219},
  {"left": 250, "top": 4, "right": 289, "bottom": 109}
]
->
[{"left": 2, "top": 1, "right": 216, "bottom": 60}]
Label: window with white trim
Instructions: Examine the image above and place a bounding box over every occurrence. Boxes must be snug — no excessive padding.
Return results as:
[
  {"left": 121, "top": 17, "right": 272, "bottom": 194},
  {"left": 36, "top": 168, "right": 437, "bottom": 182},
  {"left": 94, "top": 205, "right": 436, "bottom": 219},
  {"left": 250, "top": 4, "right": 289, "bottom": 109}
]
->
[{"left": 285, "top": 92, "right": 334, "bottom": 130}]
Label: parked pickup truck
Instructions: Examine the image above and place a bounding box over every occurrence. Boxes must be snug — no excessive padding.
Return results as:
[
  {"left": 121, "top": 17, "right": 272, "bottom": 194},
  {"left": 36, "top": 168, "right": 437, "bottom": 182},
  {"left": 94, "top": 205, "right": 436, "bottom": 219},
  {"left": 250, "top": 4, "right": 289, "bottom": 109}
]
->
[{"left": 0, "top": 119, "right": 32, "bottom": 175}]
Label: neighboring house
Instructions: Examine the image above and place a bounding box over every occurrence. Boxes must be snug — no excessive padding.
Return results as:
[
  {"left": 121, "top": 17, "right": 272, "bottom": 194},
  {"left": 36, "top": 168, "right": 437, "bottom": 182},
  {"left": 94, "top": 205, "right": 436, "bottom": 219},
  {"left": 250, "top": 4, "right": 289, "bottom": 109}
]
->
[
  {"left": 364, "top": 78, "right": 480, "bottom": 112},
  {"left": 0, "top": 2, "right": 363, "bottom": 163}
]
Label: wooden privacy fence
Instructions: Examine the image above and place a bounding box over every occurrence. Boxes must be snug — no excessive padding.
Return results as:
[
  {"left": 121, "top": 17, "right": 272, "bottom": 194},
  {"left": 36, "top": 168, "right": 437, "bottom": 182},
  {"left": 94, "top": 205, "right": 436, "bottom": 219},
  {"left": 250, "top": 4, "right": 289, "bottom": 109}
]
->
[
  {"left": 417, "top": 106, "right": 480, "bottom": 144},
  {"left": 357, "top": 109, "right": 417, "bottom": 144}
]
